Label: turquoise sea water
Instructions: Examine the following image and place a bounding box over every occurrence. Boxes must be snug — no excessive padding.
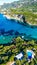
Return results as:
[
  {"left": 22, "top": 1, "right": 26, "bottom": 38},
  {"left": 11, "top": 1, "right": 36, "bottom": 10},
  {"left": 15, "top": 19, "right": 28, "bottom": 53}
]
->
[{"left": 0, "top": 14, "right": 37, "bottom": 44}]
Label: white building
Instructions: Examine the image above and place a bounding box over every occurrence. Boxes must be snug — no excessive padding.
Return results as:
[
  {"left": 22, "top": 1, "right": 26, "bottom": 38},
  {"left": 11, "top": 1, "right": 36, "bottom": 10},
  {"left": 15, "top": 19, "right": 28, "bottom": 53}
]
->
[{"left": 14, "top": 52, "right": 24, "bottom": 60}]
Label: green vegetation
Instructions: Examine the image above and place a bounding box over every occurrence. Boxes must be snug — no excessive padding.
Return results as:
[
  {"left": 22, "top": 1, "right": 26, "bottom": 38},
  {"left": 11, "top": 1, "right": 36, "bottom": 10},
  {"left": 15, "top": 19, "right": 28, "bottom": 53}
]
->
[
  {"left": 0, "top": 1, "right": 37, "bottom": 65},
  {"left": 0, "top": 0, "right": 37, "bottom": 25},
  {"left": 0, "top": 37, "right": 37, "bottom": 65},
  {"left": 9, "top": 6, "right": 37, "bottom": 25}
]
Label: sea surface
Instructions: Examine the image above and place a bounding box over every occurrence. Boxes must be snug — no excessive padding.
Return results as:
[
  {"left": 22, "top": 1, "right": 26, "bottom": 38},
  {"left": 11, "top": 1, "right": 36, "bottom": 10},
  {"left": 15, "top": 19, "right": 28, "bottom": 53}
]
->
[{"left": 0, "top": 14, "right": 37, "bottom": 44}]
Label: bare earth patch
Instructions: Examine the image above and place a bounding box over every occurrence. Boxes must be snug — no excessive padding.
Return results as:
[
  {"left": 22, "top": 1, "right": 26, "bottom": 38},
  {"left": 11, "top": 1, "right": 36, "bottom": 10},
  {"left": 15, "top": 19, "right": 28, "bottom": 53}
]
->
[{"left": 7, "top": 62, "right": 12, "bottom": 65}]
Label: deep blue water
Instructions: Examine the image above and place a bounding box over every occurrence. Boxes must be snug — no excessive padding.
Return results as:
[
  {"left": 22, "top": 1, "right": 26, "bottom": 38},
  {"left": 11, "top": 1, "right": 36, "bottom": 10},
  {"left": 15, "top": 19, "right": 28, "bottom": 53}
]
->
[{"left": 0, "top": 14, "right": 37, "bottom": 44}]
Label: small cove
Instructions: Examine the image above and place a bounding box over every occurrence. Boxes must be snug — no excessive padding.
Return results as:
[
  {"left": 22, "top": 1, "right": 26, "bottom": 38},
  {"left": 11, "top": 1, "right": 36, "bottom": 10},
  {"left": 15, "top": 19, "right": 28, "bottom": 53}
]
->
[{"left": 0, "top": 14, "right": 37, "bottom": 44}]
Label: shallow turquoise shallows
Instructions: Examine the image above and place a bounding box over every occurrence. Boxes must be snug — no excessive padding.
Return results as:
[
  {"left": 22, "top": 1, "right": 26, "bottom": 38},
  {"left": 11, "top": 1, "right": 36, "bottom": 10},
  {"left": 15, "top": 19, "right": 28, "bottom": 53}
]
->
[{"left": 0, "top": 14, "right": 37, "bottom": 44}]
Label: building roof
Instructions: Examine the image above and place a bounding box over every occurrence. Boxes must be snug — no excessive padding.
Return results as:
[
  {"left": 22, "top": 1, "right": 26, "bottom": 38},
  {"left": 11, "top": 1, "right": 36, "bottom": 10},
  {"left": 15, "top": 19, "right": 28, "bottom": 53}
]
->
[{"left": 15, "top": 52, "right": 23, "bottom": 60}]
